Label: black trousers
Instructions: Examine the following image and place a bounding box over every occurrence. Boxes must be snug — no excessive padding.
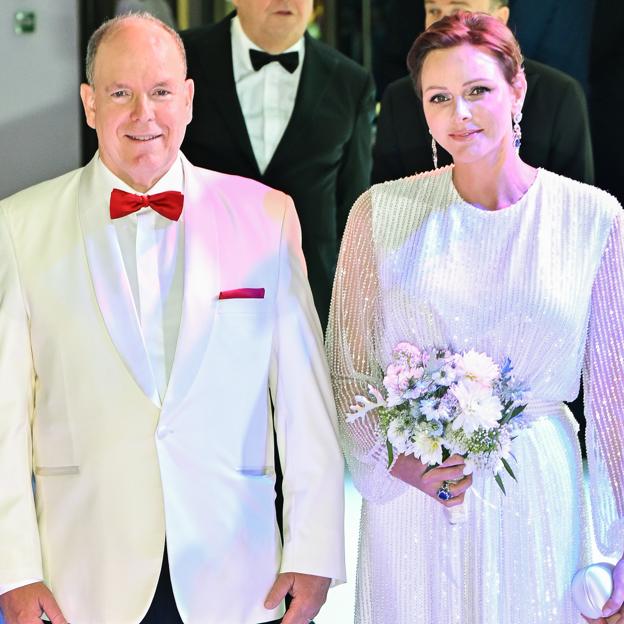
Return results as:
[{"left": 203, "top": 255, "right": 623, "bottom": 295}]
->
[{"left": 140, "top": 547, "right": 282, "bottom": 624}]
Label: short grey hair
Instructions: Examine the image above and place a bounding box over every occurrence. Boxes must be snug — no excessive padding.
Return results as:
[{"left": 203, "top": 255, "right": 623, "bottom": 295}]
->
[{"left": 85, "top": 12, "right": 187, "bottom": 86}]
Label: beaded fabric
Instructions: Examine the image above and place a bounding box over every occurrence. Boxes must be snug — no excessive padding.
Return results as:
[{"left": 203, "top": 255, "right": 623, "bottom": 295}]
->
[{"left": 326, "top": 166, "right": 624, "bottom": 624}]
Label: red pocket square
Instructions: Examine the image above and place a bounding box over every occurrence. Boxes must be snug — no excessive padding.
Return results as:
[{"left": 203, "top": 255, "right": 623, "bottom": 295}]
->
[{"left": 218, "top": 288, "right": 265, "bottom": 300}]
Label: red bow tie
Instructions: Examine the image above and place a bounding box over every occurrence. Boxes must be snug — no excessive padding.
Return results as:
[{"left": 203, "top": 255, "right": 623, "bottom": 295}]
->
[{"left": 109, "top": 189, "right": 184, "bottom": 221}]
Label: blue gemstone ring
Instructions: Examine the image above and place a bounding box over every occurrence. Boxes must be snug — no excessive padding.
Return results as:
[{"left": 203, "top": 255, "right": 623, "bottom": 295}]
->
[{"left": 436, "top": 481, "right": 452, "bottom": 501}]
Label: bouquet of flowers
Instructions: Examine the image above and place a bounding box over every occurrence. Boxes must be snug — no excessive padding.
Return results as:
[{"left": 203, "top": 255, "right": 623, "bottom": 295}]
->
[{"left": 347, "top": 343, "right": 529, "bottom": 496}]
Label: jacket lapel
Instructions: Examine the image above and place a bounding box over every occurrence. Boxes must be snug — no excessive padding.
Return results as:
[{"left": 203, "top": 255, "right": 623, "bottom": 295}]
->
[
  {"left": 161, "top": 156, "right": 220, "bottom": 411},
  {"left": 78, "top": 157, "right": 160, "bottom": 406},
  {"left": 195, "top": 15, "right": 260, "bottom": 176},
  {"left": 264, "top": 35, "right": 337, "bottom": 176}
]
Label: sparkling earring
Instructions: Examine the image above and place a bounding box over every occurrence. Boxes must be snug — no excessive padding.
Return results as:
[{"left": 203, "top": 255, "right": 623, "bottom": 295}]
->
[
  {"left": 430, "top": 131, "right": 438, "bottom": 169},
  {"left": 512, "top": 111, "right": 523, "bottom": 153}
]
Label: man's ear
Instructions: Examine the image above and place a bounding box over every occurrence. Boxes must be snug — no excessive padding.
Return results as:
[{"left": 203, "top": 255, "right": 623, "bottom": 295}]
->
[
  {"left": 184, "top": 78, "right": 195, "bottom": 125},
  {"left": 495, "top": 6, "right": 510, "bottom": 25},
  {"left": 80, "top": 83, "right": 97, "bottom": 130}
]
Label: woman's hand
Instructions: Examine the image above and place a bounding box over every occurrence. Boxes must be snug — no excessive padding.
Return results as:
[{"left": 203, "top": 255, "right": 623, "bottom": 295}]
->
[
  {"left": 390, "top": 453, "right": 472, "bottom": 507},
  {"left": 583, "top": 557, "right": 624, "bottom": 624}
]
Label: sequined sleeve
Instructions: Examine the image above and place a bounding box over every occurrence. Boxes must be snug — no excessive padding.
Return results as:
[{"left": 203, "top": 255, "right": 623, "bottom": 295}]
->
[
  {"left": 326, "top": 190, "right": 408, "bottom": 503},
  {"left": 584, "top": 209, "right": 624, "bottom": 556}
]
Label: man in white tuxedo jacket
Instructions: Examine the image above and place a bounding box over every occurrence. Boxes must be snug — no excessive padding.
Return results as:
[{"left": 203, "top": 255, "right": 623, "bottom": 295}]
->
[{"left": 0, "top": 13, "right": 345, "bottom": 624}]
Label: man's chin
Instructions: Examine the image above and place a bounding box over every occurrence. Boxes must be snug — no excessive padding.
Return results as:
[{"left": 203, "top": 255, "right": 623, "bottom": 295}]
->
[{"left": 119, "top": 161, "right": 171, "bottom": 193}]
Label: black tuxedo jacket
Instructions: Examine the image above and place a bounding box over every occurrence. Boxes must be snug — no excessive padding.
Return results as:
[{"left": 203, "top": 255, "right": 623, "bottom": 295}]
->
[
  {"left": 372, "top": 58, "right": 594, "bottom": 185},
  {"left": 508, "top": 0, "right": 593, "bottom": 92},
  {"left": 590, "top": 0, "right": 624, "bottom": 205},
  {"left": 181, "top": 16, "right": 375, "bottom": 328}
]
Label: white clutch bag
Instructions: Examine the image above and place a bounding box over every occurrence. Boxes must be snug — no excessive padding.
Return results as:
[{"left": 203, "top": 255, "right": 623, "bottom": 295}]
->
[{"left": 571, "top": 562, "right": 615, "bottom": 618}]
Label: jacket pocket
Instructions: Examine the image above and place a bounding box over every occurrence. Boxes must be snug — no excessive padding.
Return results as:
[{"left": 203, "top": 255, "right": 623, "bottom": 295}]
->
[{"left": 215, "top": 298, "right": 269, "bottom": 316}]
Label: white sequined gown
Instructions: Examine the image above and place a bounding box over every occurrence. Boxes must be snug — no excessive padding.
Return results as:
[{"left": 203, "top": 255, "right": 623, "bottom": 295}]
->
[{"left": 326, "top": 167, "right": 624, "bottom": 624}]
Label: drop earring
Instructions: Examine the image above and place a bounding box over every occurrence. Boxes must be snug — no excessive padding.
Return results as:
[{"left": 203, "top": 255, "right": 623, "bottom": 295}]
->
[
  {"left": 430, "top": 131, "right": 438, "bottom": 169},
  {"left": 512, "top": 111, "right": 523, "bottom": 153}
]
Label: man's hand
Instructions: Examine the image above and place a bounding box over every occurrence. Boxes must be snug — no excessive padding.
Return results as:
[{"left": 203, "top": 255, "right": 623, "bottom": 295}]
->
[
  {"left": 264, "top": 572, "right": 331, "bottom": 624},
  {"left": 0, "top": 582, "right": 67, "bottom": 624},
  {"left": 583, "top": 557, "right": 624, "bottom": 624}
]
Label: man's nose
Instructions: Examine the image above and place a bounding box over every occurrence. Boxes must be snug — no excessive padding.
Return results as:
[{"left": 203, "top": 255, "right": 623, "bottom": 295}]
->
[{"left": 130, "top": 95, "right": 154, "bottom": 121}]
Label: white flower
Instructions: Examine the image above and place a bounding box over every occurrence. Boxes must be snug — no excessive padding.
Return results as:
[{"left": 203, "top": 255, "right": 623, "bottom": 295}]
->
[
  {"left": 444, "top": 427, "right": 469, "bottom": 456},
  {"left": 450, "top": 380, "right": 503, "bottom": 434},
  {"left": 454, "top": 349, "right": 499, "bottom": 386},
  {"left": 387, "top": 418, "right": 411, "bottom": 453},
  {"left": 420, "top": 398, "right": 450, "bottom": 422},
  {"left": 431, "top": 363, "right": 457, "bottom": 386},
  {"left": 420, "top": 398, "right": 438, "bottom": 421},
  {"left": 410, "top": 431, "right": 443, "bottom": 466},
  {"left": 427, "top": 419, "right": 445, "bottom": 438},
  {"left": 465, "top": 451, "right": 504, "bottom": 475}
]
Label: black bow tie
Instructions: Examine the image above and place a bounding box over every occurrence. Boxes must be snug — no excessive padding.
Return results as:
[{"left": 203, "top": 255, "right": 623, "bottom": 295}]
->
[{"left": 249, "top": 49, "right": 299, "bottom": 73}]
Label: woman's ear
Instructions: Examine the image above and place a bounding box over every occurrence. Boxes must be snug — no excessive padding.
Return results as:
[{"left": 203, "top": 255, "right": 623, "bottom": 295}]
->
[{"left": 510, "top": 69, "right": 527, "bottom": 116}]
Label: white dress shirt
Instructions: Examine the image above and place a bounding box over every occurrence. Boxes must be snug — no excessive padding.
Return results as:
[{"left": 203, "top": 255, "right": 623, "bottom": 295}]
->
[
  {"left": 101, "top": 156, "right": 185, "bottom": 400},
  {"left": 230, "top": 16, "right": 305, "bottom": 174},
  {"left": 0, "top": 156, "right": 185, "bottom": 596}
]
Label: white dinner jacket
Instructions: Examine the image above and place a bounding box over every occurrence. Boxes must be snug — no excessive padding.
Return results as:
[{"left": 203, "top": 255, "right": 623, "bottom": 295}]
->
[{"left": 0, "top": 154, "right": 346, "bottom": 624}]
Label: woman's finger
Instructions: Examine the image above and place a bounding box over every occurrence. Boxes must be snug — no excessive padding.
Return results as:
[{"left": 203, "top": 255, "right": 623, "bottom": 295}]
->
[
  {"left": 444, "top": 492, "right": 466, "bottom": 507},
  {"left": 433, "top": 464, "right": 467, "bottom": 482},
  {"left": 449, "top": 473, "right": 473, "bottom": 495},
  {"left": 440, "top": 454, "right": 466, "bottom": 467}
]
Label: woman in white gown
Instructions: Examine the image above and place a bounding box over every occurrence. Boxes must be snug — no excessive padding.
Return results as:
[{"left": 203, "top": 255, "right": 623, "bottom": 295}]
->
[{"left": 326, "top": 11, "right": 624, "bottom": 624}]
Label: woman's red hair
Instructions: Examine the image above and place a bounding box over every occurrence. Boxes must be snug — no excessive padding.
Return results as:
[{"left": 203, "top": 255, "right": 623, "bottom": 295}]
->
[{"left": 407, "top": 11, "right": 523, "bottom": 99}]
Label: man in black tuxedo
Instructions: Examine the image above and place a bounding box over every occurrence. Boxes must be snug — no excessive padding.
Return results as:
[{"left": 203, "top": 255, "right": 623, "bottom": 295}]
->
[
  {"left": 372, "top": 0, "right": 594, "bottom": 185},
  {"left": 508, "top": 0, "right": 594, "bottom": 93},
  {"left": 589, "top": 0, "right": 624, "bottom": 205},
  {"left": 181, "top": 0, "right": 375, "bottom": 329}
]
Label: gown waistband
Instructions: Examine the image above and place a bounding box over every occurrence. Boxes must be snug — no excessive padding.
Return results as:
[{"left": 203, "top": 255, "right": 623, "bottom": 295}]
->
[{"left": 522, "top": 399, "right": 579, "bottom": 433}]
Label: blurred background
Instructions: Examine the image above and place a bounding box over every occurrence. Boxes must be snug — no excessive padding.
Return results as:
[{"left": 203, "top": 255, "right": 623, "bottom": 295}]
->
[{"left": 2, "top": 0, "right": 622, "bottom": 202}]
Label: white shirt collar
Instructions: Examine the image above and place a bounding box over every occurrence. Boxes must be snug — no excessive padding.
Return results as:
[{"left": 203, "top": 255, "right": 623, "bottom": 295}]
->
[{"left": 230, "top": 15, "right": 305, "bottom": 78}]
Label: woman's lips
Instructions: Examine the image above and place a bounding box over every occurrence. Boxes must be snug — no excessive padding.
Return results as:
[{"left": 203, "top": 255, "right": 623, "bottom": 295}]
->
[{"left": 448, "top": 129, "right": 483, "bottom": 141}]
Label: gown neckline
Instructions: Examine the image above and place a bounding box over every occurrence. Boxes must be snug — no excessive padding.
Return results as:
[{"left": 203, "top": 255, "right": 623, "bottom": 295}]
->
[{"left": 447, "top": 166, "right": 543, "bottom": 215}]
